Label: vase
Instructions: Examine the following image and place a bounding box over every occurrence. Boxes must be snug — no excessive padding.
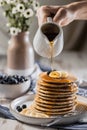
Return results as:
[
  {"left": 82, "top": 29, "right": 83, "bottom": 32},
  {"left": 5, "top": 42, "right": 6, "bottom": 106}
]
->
[{"left": 7, "top": 32, "right": 35, "bottom": 76}]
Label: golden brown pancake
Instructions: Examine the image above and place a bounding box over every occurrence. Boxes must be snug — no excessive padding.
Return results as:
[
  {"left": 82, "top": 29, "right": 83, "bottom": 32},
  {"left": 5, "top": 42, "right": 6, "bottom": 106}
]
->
[
  {"left": 36, "top": 94, "right": 77, "bottom": 102},
  {"left": 39, "top": 72, "right": 77, "bottom": 84},
  {"left": 37, "top": 85, "right": 77, "bottom": 94},
  {"left": 34, "top": 102, "right": 75, "bottom": 109},
  {"left": 35, "top": 97, "right": 75, "bottom": 105},
  {"left": 34, "top": 104, "right": 74, "bottom": 112},
  {"left": 37, "top": 82, "right": 78, "bottom": 92},
  {"left": 34, "top": 104, "right": 75, "bottom": 115},
  {"left": 37, "top": 92, "right": 76, "bottom": 98},
  {"left": 38, "top": 80, "right": 74, "bottom": 88}
]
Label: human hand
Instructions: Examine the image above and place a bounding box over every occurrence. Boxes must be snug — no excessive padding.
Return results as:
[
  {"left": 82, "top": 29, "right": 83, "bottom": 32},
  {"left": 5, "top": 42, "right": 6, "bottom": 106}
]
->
[
  {"left": 37, "top": 5, "right": 76, "bottom": 27},
  {"left": 37, "top": 1, "right": 87, "bottom": 27}
]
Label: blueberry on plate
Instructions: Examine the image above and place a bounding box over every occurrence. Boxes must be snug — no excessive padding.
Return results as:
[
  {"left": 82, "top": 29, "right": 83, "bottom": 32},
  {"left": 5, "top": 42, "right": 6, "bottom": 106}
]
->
[
  {"left": 22, "top": 104, "right": 27, "bottom": 109},
  {"left": 16, "top": 106, "right": 22, "bottom": 112}
]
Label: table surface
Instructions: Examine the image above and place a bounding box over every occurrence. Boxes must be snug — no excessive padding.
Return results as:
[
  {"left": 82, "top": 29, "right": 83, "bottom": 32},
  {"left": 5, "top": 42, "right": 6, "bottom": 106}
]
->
[{"left": 0, "top": 51, "right": 87, "bottom": 130}]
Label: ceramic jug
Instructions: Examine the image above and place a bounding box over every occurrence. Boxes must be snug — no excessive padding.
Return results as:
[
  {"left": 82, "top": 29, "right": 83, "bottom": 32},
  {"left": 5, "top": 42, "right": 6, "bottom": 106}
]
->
[{"left": 33, "top": 17, "right": 64, "bottom": 58}]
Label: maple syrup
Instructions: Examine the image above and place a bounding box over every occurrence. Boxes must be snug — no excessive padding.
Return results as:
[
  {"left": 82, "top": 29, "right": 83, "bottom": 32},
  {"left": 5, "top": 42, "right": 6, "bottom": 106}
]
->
[{"left": 41, "top": 23, "right": 59, "bottom": 70}]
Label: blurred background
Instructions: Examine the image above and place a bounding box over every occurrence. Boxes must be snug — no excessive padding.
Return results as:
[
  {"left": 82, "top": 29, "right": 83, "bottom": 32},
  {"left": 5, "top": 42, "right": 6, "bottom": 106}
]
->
[{"left": 0, "top": 0, "right": 87, "bottom": 80}]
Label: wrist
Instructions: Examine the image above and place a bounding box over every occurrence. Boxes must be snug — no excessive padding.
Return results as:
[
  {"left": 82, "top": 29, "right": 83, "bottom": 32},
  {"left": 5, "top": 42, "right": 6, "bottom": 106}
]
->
[
  {"left": 66, "top": 1, "right": 87, "bottom": 20},
  {"left": 66, "top": 3, "right": 78, "bottom": 20}
]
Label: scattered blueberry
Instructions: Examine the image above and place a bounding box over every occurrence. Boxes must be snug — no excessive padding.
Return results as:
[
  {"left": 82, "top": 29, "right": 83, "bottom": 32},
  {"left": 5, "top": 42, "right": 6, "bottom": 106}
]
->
[
  {"left": 16, "top": 106, "right": 22, "bottom": 112},
  {"left": 16, "top": 106, "right": 21, "bottom": 110},
  {"left": 22, "top": 104, "right": 27, "bottom": 109}
]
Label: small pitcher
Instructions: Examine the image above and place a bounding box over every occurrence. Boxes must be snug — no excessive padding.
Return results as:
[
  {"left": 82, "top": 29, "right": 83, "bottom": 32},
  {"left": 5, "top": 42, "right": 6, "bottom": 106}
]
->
[{"left": 33, "top": 17, "right": 64, "bottom": 58}]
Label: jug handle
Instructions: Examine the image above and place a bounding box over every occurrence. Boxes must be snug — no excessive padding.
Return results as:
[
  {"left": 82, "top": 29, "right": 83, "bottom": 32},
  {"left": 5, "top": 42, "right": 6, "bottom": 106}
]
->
[{"left": 47, "top": 17, "right": 53, "bottom": 22}]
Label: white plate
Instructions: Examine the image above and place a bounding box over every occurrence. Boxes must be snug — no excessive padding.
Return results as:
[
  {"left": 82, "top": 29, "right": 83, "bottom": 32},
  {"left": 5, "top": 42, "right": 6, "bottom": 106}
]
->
[{"left": 10, "top": 94, "right": 87, "bottom": 126}]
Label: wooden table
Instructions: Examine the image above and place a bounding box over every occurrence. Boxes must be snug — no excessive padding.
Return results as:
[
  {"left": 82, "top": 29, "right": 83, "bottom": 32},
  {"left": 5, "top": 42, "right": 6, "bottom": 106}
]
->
[{"left": 0, "top": 51, "right": 87, "bottom": 130}]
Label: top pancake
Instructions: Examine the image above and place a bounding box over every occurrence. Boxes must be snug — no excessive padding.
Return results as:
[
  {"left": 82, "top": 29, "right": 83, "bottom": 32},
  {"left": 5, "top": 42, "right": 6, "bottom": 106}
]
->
[{"left": 39, "top": 72, "right": 77, "bottom": 84}]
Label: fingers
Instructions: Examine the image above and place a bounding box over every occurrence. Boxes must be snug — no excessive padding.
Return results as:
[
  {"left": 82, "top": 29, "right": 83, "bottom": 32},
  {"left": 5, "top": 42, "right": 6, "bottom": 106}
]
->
[
  {"left": 37, "top": 6, "right": 59, "bottom": 26},
  {"left": 37, "top": 6, "right": 50, "bottom": 26},
  {"left": 37, "top": 5, "right": 74, "bottom": 27},
  {"left": 53, "top": 7, "right": 67, "bottom": 26}
]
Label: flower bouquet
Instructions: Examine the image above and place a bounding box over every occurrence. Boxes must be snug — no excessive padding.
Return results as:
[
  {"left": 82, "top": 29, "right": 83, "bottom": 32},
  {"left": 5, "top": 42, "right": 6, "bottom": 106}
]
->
[
  {"left": 0, "top": 0, "right": 40, "bottom": 75},
  {"left": 0, "top": 0, "right": 40, "bottom": 35}
]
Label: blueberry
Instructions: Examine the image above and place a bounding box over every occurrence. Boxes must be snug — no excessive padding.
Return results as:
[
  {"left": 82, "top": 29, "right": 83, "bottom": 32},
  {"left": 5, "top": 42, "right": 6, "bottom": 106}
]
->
[
  {"left": 24, "top": 78, "right": 28, "bottom": 82},
  {"left": 20, "top": 76, "right": 25, "bottom": 79},
  {"left": 12, "top": 75, "right": 18, "bottom": 79},
  {"left": 19, "top": 78, "right": 25, "bottom": 83},
  {"left": 0, "top": 80, "right": 5, "bottom": 84},
  {"left": 4, "top": 76, "right": 8, "bottom": 83},
  {"left": 16, "top": 106, "right": 20, "bottom": 110},
  {"left": 0, "top": 75, "right": 3, "bottom": 79},
  {"left": 22, "top": 104, "right": 27, "bottom": 109},
  {"left": 14, "top": 79, "right": 18, "bottom": 84},
  {"left": 16, "top": 76, "right": 21, "bottom": 82},
  {"left": 16, "top": 106, "right": 22, "bottom": 112},
  {"left": 47, "top": 71, "right": 51, "bottom": 75}
]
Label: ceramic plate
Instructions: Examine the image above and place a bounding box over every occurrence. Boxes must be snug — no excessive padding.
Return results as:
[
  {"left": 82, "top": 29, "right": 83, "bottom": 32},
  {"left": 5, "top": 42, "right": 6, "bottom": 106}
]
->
[{"left": 10, "top": 94, "right": 87, "bottom": 126}]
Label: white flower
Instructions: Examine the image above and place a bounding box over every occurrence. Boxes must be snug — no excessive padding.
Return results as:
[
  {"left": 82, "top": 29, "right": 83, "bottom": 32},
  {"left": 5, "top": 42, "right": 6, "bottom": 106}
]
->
[
  {"left": 3, "top": 12, "right": 6, "bottom": 16},
  {"left": 17, "top": 3, "right": 25, "bottom": 13},
  {"left": 23, "top": 8, "right": 34, "bottom": 18},
  {"left": 33, "top": 0, "right": 40, "bottom": 11},
  {"left": 10, "top": 27, "right": 21, "bottom": 36},
  {"left": 12, "top": 7, "right": 17, "bottom": 14},
  {"left": 0, "top": 0, "right": 5, "bottom": 6},
  {"left": 6, "top": 0, "right": 16, "bottom": 4},
  {"left": 6, "top": 23, "right": 11, "bottom": 27}
]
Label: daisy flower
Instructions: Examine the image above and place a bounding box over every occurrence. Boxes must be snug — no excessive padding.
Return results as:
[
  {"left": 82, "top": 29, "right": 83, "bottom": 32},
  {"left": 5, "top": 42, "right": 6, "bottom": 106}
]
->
[
  {"left": 17, "top": 3, "right": 25, "bottom": 13},
  {"left": 0, "top": 0, "right": 5, "bottom": 6},
  {"left": 33, "top": 0, "right": 40, "bottom": 11},
  {"left": 23, "top": 8, "right": 34, "bottom": 18},
  {"left": 10, "top": 27, "right": 21, "bottom": 36}
]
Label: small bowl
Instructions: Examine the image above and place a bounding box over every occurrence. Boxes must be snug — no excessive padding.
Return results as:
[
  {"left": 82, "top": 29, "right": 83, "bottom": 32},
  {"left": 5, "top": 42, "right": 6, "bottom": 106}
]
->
[{"left": 0, "top": 79, "right": 31, "bottom": 99}]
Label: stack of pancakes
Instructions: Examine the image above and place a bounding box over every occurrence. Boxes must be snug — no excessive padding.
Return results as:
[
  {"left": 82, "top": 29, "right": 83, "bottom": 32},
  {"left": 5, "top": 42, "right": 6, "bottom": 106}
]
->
[{"left": 33, "top": 71, "right": 78, "bottom": 116}]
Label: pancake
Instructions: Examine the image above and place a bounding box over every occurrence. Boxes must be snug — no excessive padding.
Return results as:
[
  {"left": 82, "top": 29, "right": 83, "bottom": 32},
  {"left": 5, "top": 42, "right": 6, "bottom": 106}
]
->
[
  {"left": 34, "top": 101, "right": 75, "bottom": 109},
  {"left": 37, "top": 85, "right": 77, "bottom": 94},
  {"left": 34, "top": 104, "right": 74, "bottom": 112},
  {"left": 34, "top": 106, "right": 74, "bottom": 115},
  {"left": 37, "top": 92, "right": 76, "bottom": 98},
  {"left": 39, "top": 72, "right": 77, "bottom": 84},
  {"left": 37, "top": 89, "right": 77, "bottom": 96},
  {"left": 37, "top": 83, "right": 78, "bottom": 92},
  {"left": 36, "top": 94, "right": 77, "bottom": 102},
  {"left": 38, "top": 80, "right": 74, "bottom": 88},
  {"left": 35, "top": 97, "right": 75, "bottom": 105}
]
